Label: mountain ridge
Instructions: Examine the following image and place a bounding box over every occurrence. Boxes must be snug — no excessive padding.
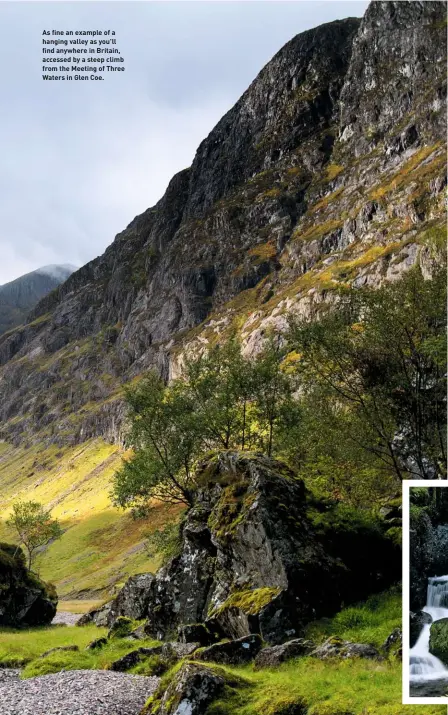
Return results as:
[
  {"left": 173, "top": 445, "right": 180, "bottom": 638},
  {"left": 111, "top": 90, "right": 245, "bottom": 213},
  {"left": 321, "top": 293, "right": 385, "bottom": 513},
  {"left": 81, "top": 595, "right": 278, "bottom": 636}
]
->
[{"left": 0, "top": 1, "right": 445, "bottom": 453}]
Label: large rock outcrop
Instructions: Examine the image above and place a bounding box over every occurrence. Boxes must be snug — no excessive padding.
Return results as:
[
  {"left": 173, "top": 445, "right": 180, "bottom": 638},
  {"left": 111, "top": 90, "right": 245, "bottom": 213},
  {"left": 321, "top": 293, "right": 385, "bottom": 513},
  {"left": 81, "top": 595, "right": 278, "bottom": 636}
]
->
[
  {"left": 0, "top": 2, "right": 445, "bottom": 449},
  {"left": 0, "top": 543, "right": 57, "bottom": 626},
  {"left": 91, "top": 452, "right": 399, "bottom": 645}
]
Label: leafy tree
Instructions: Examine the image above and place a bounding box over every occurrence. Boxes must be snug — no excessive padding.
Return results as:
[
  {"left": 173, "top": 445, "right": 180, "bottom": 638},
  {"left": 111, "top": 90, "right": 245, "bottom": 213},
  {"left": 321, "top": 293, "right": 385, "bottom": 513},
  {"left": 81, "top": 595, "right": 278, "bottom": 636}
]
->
[
  {"left": 287, "top": 267, "right": 446, "bottom": 482},
  {"left": 7, "top": 501, "right": 62, "bottom": 571},
  {"left": 112, "top": 336, "right": 299, "bottom": 511},
  {"left": 251, "top": 334, "right": 299, "bottom": 457},
  {"left": 112, "top": 372, "right": 202, "bottom": 509},
  {"left": 183, "top": 337, "right": 249, "bottom": 450}
]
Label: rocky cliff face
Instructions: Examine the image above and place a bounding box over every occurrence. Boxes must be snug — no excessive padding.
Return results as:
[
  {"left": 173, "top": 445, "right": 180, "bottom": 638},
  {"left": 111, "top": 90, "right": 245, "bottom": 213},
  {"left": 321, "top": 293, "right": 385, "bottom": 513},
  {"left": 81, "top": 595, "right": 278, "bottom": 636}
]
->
[{"left": 0, "top": 1, "right": 445, "bottom": 447}]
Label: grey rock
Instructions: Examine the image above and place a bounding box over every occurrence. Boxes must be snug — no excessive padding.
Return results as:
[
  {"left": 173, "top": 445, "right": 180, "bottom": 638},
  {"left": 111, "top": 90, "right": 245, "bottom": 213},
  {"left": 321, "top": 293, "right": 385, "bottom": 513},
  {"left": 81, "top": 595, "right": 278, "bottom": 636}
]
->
[
  {"left": 85, "top": 637, "right": 108, "bottom": 651},
  {"left": 147, "top": 662, "right": 225, "bottom": 715},
  {"left": 195, "top": 634, "right": 263, "bottom": 665},
  {"left": 382, "top": 628, "right": 402, "bottom": 658},
  {"left": 109, "top": 642, "right": 196, "bottom": 674},
  {"left": 128, "top": 623, "right": 148, "bottom": 640},
  {"left": 0, "top": 3, "right": 444, "bottom": 467},
  {"left": 168, "top": 642, "right": 200, "bottom": 658},
  {"left": 109, "top": 646, "right": 164, "bottom": 672},
  {"left": 77, "top": 602, "right": 112, "bottom": 628},
  {"left": 178, "top": 623, "right": 216, "bottom": 647},
  {"left": 410, "top": 611, "right": 432, "bottom": 648},
  {"left": 107, "top": 573, "right": 155, "bottom": 624},
  {"left": 0, "top": 543, "right": 57, "bottom": 627},
  {"left": 136, "top": 452, "right": 397, "bottom": 645},
  {"left": 78, "top": 574, "right": 156, "bottom": 629},
  {"left": 254, "top": 638, "right": 314, "bottom": 668},
  {"left": 310, "top": 637, "right": 380, "bottom": 660}
]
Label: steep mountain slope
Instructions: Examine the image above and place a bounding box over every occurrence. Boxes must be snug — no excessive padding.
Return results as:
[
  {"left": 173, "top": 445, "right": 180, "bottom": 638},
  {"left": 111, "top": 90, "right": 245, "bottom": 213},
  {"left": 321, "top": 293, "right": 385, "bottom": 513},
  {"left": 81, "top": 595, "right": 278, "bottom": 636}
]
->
[
  {"left": 0, "top": 3, "right": 445, "bottom": 451},
  {"left": 0, "top": 1, "right": 445, "bottom": 598},
  {"left": 0, "top": 264, "right": 76, "bottom": 335},
  {"left": 0, "top": 439, "right": 179, "bottom": 598}
]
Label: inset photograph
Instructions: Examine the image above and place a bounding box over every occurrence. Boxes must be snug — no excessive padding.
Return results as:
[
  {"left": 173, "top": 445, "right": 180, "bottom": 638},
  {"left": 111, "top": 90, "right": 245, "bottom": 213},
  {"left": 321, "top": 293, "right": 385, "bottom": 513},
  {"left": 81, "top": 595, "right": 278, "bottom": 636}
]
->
[{"left": 404, "top": 483, "right": 448, "bottom": 703}]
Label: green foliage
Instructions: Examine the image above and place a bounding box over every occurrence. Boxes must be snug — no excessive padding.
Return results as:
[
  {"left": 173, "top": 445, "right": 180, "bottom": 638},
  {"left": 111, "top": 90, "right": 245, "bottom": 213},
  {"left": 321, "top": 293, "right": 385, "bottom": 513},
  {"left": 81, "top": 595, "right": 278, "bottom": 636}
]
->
[
  {"left": 112, "top": 371, "right": 202, "bottom": 508},
  {"left": 18, "top": 626, "right": 160, "bottom": 678},
  {"left": 145, "top": 519, "right": 182, "bottom": 564},
  {"left": 108, "top": 616, "right": 133, "bottom": 639},
  {"left": 208, "top": 654, "right": 441, "bottom": 715},
  {"left": 429, "top": 619, "right": 448, "bottom": 666},
  {"left": 113, "top": 268, "right": 446, "bottom": 517},
  {"left": 112, "top": 335, "right": 297, "bottom": 511},
  {"left": 6, "top": 500, "right": 62, "bottom": 570},
  {"left": 410, "top": 487, "right": 432, "bottom": 507},
  {"left": 305, "top": 587, "right": 401, "bottom": 648},
  {"left": 287, "top": 266, "right": 447, "bottom": 489},
  {"left": 212, "top": 587, "right": 281, "bottom": 617},
  {"left": 0, "top": 624, "right": 105, "bottom": 669}
]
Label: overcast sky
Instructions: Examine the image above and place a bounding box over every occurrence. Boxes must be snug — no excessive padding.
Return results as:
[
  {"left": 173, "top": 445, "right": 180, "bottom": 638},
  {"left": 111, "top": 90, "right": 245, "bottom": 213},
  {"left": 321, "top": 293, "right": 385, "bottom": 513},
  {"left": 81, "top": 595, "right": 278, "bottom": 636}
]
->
[{"left": 0, "top": 1, "right": 368, "bottom": 284}]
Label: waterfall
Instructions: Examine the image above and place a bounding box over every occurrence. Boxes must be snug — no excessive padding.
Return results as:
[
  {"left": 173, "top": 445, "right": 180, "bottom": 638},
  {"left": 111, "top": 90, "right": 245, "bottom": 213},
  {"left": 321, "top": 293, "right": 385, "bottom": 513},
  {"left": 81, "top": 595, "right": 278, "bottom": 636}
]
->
[{"left": 410, "top": 576, "right": 448, "bottom": 681}]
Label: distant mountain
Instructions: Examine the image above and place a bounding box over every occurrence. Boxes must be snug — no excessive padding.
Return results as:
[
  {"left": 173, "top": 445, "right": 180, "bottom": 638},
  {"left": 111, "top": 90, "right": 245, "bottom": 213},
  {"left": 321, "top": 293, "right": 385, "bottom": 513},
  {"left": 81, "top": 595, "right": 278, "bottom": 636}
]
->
[{"left": 0, "top": 264, "right": 77, "bottom": 335}]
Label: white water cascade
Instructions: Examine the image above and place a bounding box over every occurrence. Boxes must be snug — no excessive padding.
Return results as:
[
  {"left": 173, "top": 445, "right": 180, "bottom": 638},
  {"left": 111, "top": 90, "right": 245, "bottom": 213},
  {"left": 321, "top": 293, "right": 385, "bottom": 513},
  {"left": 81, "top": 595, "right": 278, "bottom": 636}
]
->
[{"left": 410, "top": 576, "right": 448, "bottom": 681}]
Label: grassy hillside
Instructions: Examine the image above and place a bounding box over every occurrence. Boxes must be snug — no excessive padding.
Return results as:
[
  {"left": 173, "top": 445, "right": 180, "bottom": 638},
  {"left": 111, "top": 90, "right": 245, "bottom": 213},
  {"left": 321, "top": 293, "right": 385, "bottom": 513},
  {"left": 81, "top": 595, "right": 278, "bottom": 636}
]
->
[{"left": 0, "top": 439, "right": 181, "bottom": 599}]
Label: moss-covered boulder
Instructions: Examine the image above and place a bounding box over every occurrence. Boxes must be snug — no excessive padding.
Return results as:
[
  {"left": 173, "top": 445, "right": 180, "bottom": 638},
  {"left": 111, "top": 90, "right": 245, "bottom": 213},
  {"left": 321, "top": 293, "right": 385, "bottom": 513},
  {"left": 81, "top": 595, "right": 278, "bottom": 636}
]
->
[
  {"left": 141, "top": 662, "right": 243, "bottom": 715},
  {"left": 429, "top": 618, "right": 448, "bottom": 666},
  {"left": 132, "top": 452, "right": 399, "bottom": 645},
  {"left": 0, "top": 542, "right": 57, "bottom": 626}
]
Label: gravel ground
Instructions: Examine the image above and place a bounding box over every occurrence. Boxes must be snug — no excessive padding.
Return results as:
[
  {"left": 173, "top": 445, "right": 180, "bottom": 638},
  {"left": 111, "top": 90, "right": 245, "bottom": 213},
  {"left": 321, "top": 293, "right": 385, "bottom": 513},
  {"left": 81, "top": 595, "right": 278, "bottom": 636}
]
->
[
  {"left": 52, "top": 611, "right": 82, "bottom": 626},
  {"left": 0, "top": 669, "right": 159, "bottom": 715}
]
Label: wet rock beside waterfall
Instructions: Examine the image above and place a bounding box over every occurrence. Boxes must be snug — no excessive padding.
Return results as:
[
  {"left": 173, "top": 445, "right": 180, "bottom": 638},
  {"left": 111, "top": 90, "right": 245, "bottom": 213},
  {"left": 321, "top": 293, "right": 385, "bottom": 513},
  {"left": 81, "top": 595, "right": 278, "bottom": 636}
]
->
[
  {"left": 432, "top": 526, "right": 448, "bottom": 577},
  {"left": 410, "top": 611, "right": 432, "bottom": 649},
  {"left": 429, "top": 618, "right": 448, "bottom": 666},
  {"left": 410, "top": 509, "right": 435, "bottom": 611}
]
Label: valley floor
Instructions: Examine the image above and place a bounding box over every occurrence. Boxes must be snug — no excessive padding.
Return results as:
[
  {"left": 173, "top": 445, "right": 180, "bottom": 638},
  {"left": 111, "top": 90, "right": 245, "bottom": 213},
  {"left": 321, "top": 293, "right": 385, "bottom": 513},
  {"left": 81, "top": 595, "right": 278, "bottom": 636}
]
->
[{"left": 0, "top": 589, "right": 444, "bottom": 715}]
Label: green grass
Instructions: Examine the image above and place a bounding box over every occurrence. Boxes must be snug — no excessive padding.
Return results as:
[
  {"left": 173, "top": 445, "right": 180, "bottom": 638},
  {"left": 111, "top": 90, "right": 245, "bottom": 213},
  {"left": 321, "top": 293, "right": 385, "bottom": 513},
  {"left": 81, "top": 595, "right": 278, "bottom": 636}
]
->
[
  {"left": 21, "top": 631, "right": 160, "bottom": 679},
  {"left": 58, "top": 600, "right": 105, "bottom": 614},
  {"left": 305, "top": 587, "right": 402, "bottom": 648},
  {"left": 0, "top": 624, "right": 105, "bottom": 668},
  {"left": 208, "top": 658, "right": 445, "bottom": 715},
  {"left": 0, "top": 620, "right": 160, "bottom": 678},
  {"left": 145, "top": 588, "right": 434, "bottom": 715},
  {"left": 0, "top": 439, "right": 181, "bottom": 598}
]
